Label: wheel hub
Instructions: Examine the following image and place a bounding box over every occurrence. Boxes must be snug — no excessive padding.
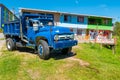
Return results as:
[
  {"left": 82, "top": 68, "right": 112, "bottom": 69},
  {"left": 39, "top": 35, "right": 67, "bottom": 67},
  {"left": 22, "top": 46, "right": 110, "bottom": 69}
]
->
[
  {"left": 7, "top": 41, "right": 11, "bottom": 49},
  {"left": 38, "top": 44, "right": 43, "bottom": 55}
]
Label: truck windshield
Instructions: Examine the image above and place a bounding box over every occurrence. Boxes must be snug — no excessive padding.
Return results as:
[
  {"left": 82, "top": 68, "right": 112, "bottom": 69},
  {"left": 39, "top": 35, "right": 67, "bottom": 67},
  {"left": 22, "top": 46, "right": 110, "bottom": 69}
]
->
[
  {"left": 29, "top": 20, "right": 40, "bottom": 27},
  {"left": 39, "top": 19, "right": 54, "bottom": 26}
]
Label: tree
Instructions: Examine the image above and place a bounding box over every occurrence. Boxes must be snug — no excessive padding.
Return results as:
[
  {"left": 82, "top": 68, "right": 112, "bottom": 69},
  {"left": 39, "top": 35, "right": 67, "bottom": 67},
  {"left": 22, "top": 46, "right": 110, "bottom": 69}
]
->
[{"left": 113, "top": 22, "right": 120, "bottom": 36}]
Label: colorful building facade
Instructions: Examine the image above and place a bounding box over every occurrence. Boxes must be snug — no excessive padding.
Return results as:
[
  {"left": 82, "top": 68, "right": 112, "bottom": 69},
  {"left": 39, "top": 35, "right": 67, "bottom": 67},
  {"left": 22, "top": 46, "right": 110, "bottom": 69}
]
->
[
  {"left": 56, "top": 13, "right": 113, "bottom": 40},
  {"left": 0, "top": 4, "right": 18, "bottom": 28}
]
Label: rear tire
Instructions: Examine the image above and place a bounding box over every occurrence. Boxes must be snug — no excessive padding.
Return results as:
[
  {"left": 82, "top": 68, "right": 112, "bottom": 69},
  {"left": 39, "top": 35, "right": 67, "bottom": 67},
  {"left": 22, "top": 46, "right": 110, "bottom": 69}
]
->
[
  {"left": 61, "top": 47, "right": 72, "bottom": 55},
  {"left": 6, "top": 38, "right": 16, "bottom": 51},
  {"left": 37, "top": 40, "right": 50, "bottom": 60}
]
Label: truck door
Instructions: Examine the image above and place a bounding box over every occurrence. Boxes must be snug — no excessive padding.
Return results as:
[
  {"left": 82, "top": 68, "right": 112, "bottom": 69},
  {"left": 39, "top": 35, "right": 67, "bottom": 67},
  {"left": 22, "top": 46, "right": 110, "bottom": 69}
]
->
[{"left": 27, "top": 20, "right": 39, "bottom": 42}]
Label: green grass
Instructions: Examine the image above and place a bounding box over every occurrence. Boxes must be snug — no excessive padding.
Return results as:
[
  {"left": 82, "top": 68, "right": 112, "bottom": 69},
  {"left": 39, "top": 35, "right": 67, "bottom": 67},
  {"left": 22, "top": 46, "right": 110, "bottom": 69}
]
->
[
  {"left": 73, "top": 43, "right": 120, "bottom": 80},
  {"left": 0, "top": 38, "right": 120, "bottom": 80},
  {"left": 0, "top": 38, "right": 5, "bottom": 40},
  {"left": 0, "top": 50, "right": 21, "bottom": 80}
]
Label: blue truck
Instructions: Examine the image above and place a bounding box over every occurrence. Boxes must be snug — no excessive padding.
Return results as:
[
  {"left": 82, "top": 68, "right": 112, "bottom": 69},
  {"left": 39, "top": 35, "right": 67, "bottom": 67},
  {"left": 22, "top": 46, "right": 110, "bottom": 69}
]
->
[{"left": 0, "top": 4, "right": 78, "bottom": 60}]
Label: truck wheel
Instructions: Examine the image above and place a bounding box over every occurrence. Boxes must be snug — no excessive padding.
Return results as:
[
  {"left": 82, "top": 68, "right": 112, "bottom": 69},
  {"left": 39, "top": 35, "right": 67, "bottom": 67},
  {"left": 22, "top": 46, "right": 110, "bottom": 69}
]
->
[
  {"left": 61, "top": 47, "right": 72, "bottom": 55},
  {"left": 6, "top": 38, "right": 16, "bottom": 51},
  {"left": 37, "top": 40, "right": 50, "bottom": 60}
]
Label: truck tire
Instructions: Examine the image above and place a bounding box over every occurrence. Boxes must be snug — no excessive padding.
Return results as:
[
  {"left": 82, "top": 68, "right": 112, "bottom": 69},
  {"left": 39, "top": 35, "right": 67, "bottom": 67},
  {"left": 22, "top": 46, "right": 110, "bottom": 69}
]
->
[
  {"left": 61, "top": 47, "right": 72, "bottom": 55},
  {"left": 37, "top": 40, "right": 50, "bottom": 60},
  {"left": 6, "top": 38, "right": 16, "bottom": 51}
]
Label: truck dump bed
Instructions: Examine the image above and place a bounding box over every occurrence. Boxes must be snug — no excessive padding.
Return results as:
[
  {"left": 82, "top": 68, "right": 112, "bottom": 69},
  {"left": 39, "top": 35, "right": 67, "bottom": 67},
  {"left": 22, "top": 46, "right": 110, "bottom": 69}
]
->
[{"left": 4, "top": 21, "right": 20, "bottom": 36}]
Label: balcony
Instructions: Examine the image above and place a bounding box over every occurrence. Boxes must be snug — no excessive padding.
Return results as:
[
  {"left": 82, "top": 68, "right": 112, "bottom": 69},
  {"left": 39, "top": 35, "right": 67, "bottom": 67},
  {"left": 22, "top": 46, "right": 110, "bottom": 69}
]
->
[
  {"left": 88, "top": 17, "right": 112, "bottom": 30},
  {"left": 88, "top": 24, "right": 112, "bottom": 31}
]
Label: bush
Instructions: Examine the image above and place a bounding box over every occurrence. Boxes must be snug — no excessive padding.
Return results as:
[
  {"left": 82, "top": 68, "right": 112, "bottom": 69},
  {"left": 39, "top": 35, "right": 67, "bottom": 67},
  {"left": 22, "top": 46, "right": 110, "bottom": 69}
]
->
[
  {"left": 113, "top": 22, "right": 120, "bottom": 36},
  {"left": 0, "top": 28, "right": 3, "bottom": 33}
]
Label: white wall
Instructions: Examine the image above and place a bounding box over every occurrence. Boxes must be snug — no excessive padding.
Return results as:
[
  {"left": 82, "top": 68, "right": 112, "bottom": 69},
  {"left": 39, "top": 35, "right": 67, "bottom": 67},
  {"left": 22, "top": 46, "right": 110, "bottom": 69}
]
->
[
  {"left": 56, "top": 22, "right": 87, "bottom": 37},
  {"left": 57, "top": 23, "right": 87, "bottom": 29}
]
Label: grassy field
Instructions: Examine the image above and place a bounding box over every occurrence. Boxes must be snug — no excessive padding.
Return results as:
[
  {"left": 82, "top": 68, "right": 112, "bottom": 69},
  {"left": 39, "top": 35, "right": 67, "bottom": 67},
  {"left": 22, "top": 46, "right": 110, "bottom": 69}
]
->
[
  {"left": 0, "top": 38, "right": 5, "bottom": 40},
  {"left": 0, "top": 38, "right": 120, "bottom": 80}
]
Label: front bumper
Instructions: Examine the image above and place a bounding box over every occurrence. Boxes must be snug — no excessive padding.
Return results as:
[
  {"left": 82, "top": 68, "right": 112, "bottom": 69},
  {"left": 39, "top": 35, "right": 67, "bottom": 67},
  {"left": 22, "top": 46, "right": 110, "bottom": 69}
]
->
[{"left": 53, "top": 40, "right": 78, "bottom": 49}]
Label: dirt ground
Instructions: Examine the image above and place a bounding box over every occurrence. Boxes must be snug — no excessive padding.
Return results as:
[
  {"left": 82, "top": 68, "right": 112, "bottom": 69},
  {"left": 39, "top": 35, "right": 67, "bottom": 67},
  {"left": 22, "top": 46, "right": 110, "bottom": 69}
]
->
[
  {"left": 0, "top": 40, "right": 5, "bottom": 49},
  {"left": 0, "top": 33, "right": 5, "bottom": 54},
  {"left": 0, "top": 33, "right": 4, "bottom": 38}
]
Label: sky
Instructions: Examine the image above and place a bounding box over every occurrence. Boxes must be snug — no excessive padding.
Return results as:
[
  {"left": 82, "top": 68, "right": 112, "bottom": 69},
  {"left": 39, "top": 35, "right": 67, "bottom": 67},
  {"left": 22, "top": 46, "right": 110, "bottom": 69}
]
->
[{"left": 0, "top": 0, "right": 120, "bottom": 22}]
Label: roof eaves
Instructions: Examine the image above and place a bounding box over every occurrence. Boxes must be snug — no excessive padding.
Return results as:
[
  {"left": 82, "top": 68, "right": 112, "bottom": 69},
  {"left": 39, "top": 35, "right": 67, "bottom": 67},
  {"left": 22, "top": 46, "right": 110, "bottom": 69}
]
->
[{"left": 19, "top": 8, "right": 112, "bottom": 19}]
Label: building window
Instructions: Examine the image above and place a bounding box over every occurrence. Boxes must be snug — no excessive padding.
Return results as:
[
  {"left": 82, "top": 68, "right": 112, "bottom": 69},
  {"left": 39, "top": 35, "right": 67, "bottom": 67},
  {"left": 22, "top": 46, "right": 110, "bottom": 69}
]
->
[
  {"left": 64, "top": 15, "right": 71, "bottom": 22},
  {"left": 77, "top": 29, "right": 82, "bottom": 35},
  {"left": 88, "top": 18, "right": 96, "bottom": 24},
  {"left": 64, "top": 15, "right": 68, "bottom": 22},
  {"left": 103, "top": 19, "right": 109, "bottom": 25},
  {"left": 77, "top": 16, "right": 84, "bottom": 23}
]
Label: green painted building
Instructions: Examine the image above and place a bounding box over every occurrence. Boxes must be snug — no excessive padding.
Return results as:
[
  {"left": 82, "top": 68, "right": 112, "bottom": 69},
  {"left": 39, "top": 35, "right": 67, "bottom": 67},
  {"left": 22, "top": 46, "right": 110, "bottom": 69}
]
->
[{"left": 88, "top": 16, "right": 112, "bottom": 30}]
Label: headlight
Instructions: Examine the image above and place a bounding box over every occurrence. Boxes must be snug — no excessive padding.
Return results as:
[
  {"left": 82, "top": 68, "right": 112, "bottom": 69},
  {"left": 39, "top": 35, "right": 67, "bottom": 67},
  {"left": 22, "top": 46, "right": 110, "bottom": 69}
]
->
[
  {"left": 54, "top": 35, "right": 59, "bottom": 41},
  {"left": 54, "top": 34, "right": 74, "bottom": 41}
]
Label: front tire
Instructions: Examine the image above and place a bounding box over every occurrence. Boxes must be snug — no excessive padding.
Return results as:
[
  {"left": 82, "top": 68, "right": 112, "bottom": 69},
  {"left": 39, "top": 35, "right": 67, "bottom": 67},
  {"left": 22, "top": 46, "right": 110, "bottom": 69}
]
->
[
  {"left": 37, "top": 40, "right": 50, "bottom": 60},
  {"left": 6, "top": 38, "right": 16, "bottom": 51}
]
